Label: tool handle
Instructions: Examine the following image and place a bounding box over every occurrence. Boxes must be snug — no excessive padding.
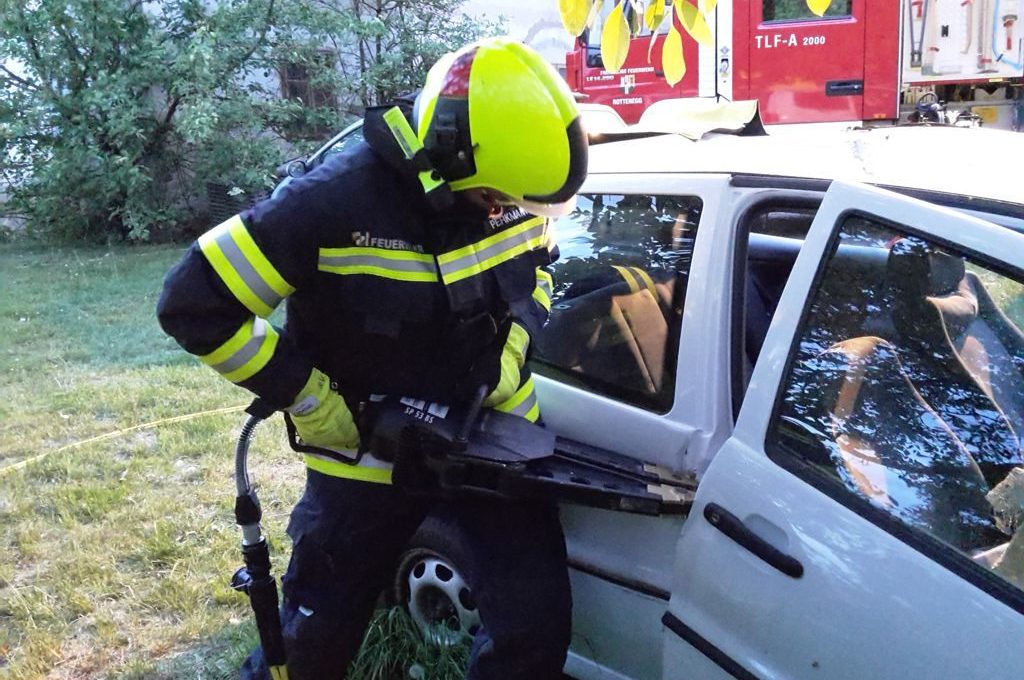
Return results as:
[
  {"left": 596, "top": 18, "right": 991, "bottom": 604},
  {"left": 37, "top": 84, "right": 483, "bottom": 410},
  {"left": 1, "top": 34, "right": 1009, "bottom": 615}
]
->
[
  {"left": 234, "top": 540, "right": 288, "bottom": 671},
  {"left": 456, "top": 385, "right": 490, "bottom": 447}
]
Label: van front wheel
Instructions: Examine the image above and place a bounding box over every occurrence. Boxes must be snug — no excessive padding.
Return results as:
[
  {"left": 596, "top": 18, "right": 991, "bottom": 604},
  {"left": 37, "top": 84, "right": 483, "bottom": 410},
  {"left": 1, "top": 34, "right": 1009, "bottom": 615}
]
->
[{"left": 393, "top": 514, "right": 481, "bottom": 647}]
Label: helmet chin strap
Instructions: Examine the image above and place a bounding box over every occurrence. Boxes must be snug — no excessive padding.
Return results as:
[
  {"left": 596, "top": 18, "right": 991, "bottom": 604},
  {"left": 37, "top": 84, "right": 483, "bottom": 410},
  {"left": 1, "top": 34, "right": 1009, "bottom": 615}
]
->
[{"left": 457, "top": 188, "right": 507, "bottom": 217}]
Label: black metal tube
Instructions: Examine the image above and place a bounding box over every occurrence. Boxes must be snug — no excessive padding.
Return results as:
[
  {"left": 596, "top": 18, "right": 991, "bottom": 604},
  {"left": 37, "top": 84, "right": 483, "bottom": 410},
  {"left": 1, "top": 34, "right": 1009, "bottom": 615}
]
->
[{"left": 242, "top": 539, "right": 288, "bottom": 670}]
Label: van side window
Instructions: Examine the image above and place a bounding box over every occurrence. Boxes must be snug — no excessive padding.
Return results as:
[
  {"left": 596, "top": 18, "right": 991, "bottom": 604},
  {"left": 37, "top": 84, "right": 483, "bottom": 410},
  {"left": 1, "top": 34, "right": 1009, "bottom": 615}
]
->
[
  {"left": 533, "top": 194, "right": 702, "bottom": 412},
  {"left": 769, "top": 215, "right": 1024, "bottom": 593},
  {"left": 763, "top": 0, "right": 852, "bottom": 21},
  {"left": 737, "top": 206, "right": 816, "bottom": 405}
]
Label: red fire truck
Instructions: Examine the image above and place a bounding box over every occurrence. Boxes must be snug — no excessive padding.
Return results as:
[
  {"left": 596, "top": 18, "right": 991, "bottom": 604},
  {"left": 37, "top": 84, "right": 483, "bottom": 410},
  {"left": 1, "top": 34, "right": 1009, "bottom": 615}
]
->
[{"left": 564, "top": 0, "right": 1024, "bottom": 130}]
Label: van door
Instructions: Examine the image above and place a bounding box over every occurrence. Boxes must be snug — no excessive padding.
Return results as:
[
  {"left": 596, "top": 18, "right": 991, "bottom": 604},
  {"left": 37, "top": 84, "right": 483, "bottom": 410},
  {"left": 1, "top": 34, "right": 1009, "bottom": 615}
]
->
[
  {"left": 534, "top": 175, "right": 729, "bottom": 680},
  {"left": 663, "top": 181, "right": 1024, "bottom": 679},
  {"left": 740, "top": 0, "right": 866, "bottom": 124}
]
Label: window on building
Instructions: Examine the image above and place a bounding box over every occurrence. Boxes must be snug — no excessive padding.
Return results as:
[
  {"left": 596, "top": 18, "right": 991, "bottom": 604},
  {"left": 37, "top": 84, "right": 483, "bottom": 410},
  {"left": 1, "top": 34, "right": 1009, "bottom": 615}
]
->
[
  {"left": 279, "top": 52, "right": 338, "bottom": 135},
  {"left": 533, "top": 193, "right": 702, "bottom": 412},
  {"left": 768, "top": 215, "right": 1024, "bottom": 594}
]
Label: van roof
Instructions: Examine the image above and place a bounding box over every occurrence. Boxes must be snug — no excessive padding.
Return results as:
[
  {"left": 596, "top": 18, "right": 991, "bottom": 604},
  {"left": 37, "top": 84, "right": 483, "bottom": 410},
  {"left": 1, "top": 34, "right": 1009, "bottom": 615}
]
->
[{"left": 587, "top": 125, "right": 1024, "bottom": 207}]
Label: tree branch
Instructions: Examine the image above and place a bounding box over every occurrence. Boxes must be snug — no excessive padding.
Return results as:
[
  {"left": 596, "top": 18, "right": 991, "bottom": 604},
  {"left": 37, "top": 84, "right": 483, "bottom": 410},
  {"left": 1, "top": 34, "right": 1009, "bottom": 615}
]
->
[
  {"left": 0, "top": 64, "right": 38, "bottom": 91},
  {"left": 231, "top": 0, "right": 277, "bottom": 73},
  {"left": 163, "top": 95, "right": 182, "bottom": 127},
  {"left": 15, "top": 6, "right": 58, "bottom": 100}
]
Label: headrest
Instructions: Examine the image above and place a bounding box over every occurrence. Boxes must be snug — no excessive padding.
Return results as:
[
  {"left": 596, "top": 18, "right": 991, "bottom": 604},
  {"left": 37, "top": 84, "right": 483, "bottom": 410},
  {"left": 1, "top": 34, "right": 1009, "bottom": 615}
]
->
[
  {"left": 887, "top": 237, "right": 965, "bottom": 298},
  {"left": 887, "top": 237, "right": 976, "bottom": 350}
]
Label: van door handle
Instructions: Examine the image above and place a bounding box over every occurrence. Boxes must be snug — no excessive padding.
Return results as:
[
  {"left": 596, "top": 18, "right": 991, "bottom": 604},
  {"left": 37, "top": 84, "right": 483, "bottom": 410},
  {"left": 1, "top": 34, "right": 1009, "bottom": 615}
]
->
[
  {"left": 703, "top": 502, "right": 804, "bottom": 578},
  {"left": 825, "top": 79, "right": 864, "bottom": 96}
]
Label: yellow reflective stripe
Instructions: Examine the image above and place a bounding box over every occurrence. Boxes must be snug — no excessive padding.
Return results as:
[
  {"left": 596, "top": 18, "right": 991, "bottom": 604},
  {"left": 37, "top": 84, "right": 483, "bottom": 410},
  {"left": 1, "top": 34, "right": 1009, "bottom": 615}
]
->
[
  {"left": 436, "top": 216, "right": 544, "bottom": 264},
  {"left": 320, "top": 247, "right": 435, "bottom": 262},
  {"left": 383, "top": 106, "right": 420, "bottom": 160},
  {"left": 228, "top": 219, "right": 295, "bottom": 299},
  {"left": 318, "top": 247, "right": 439, "bottom": 282},
  {"left": 442, "top": 234, "right": 546, "bottom": 284},
  {"left": 532, "top": 285, "right": 552, "bottom": 312},
  {"left": 437, "top": 222, "right": 535, "bottom": 264},
  {"left": 507, "top": 322, "right": 530, "bottom": 358},
  {"left": 437, "top": 217, "right": 547, "bottom": 284},
  {"left": 494, "top": 375, "right": 538, "bottom": 422},
  {"left": 533, "top": 268, "right": 553, "bottom": 311},
  {"left": 223, "top": 329, "right": 277, "bottom": 382},
  {"left": 199, "top": 319, "right": 278, "bottom": 383},
  {"left": 269, "top": 666, "right": 289, "bottom": 680},
  {"left": 382, "top": 106, "right": 446, "bottom": 196},
  {"left": 318, "top": 264, "right": 438, "bottom": 282},
  {"left": 612, "top": 265, "right": 640, "bottom": 293},
  {"left": 200, "top": 318, "right": 279, "bottom": 383},
  {"left": 198, "top": 216, "right": 294, "bottom": 317},
  {"left": 303, "top": 454, "right": 394, "bottom": 484},
  {"left": 200, "top": 234, "right": 272, "bottom": 317},
  {"left": 630, "top": 266, "right": 658, "bottom": 298},
  {"left": 200, "top": 318, "right": 257, "bottom": 367},
  {"left": 494, "top": 379, "right": 531, "bottom": 412}
]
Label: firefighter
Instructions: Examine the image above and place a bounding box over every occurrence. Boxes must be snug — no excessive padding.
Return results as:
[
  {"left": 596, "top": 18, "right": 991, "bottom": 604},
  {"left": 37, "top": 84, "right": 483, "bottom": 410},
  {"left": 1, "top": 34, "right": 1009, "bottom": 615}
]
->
[{"left": 157, "top": 38, "right": 587, "bottom": 680}]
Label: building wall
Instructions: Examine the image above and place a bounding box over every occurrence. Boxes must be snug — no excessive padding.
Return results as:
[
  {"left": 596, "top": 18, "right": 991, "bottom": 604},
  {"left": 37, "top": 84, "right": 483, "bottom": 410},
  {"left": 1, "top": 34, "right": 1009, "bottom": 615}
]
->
[{"left": 464, "top": 0, "right": 572, "bottom": 68}]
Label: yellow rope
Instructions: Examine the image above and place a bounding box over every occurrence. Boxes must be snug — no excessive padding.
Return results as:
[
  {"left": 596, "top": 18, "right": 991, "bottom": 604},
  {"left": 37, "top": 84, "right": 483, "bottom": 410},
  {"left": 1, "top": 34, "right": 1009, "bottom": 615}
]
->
[{"left": 0, "top": 404, "right": 249, "bottom": 477}]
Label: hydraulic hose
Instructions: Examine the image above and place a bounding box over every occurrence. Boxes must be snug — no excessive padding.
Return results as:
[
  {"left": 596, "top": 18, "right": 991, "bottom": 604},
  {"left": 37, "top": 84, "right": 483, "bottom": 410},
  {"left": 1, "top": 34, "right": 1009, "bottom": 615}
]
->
[
  {"left": 231, "top": 403, "right": 289, "bottom": 678},
  {"left": 235, "top": 414, "right": 263, "bottom": 497}
]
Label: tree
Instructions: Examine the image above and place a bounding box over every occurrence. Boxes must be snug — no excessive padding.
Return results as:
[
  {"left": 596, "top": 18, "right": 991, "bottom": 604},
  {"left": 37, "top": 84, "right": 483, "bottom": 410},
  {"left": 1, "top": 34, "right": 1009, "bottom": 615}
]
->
[
  {"left": 0, "top": 0, "right": 500, "bottom": 242},
  {"left": 271, "top": 0, "right": 503, "bottom": 117}
]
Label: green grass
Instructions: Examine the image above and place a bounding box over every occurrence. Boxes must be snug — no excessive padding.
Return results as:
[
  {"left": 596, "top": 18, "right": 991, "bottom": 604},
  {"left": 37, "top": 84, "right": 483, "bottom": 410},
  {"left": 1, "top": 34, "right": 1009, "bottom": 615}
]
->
[{"left": 0, "top": 243, "right": 467, "bottom": 679}]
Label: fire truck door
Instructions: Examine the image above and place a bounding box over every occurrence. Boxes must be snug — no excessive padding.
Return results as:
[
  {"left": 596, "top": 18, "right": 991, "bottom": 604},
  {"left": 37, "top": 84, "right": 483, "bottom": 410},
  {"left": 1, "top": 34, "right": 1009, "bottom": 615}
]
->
[{"left": 742, "top": 0, "right": 866, "bottom": 124}]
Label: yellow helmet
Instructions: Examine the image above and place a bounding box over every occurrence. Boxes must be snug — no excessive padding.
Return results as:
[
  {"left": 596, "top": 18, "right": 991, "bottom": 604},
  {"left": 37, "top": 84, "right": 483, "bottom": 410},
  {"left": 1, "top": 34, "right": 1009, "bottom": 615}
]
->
[{"left": 415, "top": 38, "right": 588, "bottom": 217}]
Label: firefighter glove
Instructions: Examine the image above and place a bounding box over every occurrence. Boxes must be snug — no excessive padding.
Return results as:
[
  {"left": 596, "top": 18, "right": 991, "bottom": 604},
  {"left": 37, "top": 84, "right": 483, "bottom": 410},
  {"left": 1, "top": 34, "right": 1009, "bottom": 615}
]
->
[{"left": 288, "top": 368, "right": 360, "bottom": 452}]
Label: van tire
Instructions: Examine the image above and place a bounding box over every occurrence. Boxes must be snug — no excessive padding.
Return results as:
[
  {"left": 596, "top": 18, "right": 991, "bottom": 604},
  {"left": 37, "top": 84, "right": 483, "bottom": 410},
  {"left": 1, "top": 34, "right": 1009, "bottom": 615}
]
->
[{"left": 393, "top": 513, "right": 481, "bottom": 646}]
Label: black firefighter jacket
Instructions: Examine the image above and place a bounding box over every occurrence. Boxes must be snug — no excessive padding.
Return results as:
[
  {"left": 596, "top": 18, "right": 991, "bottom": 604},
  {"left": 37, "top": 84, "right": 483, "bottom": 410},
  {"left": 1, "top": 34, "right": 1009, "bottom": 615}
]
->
[{"left": 157, "top": 122, "right": 556, "bottom": 480}]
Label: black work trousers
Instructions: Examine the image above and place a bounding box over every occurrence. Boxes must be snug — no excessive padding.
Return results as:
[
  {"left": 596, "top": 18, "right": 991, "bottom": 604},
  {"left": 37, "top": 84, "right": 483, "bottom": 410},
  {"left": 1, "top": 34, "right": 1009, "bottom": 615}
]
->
[{"left": 240, "top": 469, "right": 571, "bottom": 679}]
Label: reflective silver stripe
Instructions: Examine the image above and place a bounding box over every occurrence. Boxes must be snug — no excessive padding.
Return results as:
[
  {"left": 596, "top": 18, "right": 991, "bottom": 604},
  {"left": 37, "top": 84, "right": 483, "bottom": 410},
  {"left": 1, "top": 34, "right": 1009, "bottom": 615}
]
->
[
  {"left": 305, "top": 450, "right": 392, "bottom": 469},
  {"left": 210, "top": 318, "right": 268, "bottom": 375},
  {"left": 508, "top": 388, "right": 538, "bottom": 419},
  {"left": 318, "top": 254, "right": 437, "bottom": 275},
  {"left": 304, "top": 451, "right": 395, "bottom": 484},
  {"left": 214, "top": 230, "right": 285, "bottom": 311},
  {"left": 538, "top": 277, "right": 553, "bottom": 299},
  {"left": 438, "top": 221, "right": 546, "bottom": 280}
]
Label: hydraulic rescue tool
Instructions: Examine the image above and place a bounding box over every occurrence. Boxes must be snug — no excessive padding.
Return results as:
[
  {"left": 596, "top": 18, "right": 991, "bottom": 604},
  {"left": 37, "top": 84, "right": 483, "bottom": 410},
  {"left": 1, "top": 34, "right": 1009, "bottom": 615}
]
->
[
  {"left": 231, "top": 398, "right": 290, "bottom": 680},
  {"left": 230, "top": 389, "right": 696, "bottom": 675}
]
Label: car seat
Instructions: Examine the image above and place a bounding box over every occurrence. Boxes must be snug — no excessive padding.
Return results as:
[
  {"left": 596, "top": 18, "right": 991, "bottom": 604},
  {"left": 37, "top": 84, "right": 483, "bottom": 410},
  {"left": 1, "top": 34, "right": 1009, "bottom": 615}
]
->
[
  {"left": 887, "top": 238, "right": 1024, "bottom": 487},
  {"left": 813, "top": 335, "right": 1000, "bottom": 551},
  {"left": 537, "top": 267, "right": 675, "bottom": 400},
  {"left": 743, "top": 234, "right": 801, "bottom": 382}
]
